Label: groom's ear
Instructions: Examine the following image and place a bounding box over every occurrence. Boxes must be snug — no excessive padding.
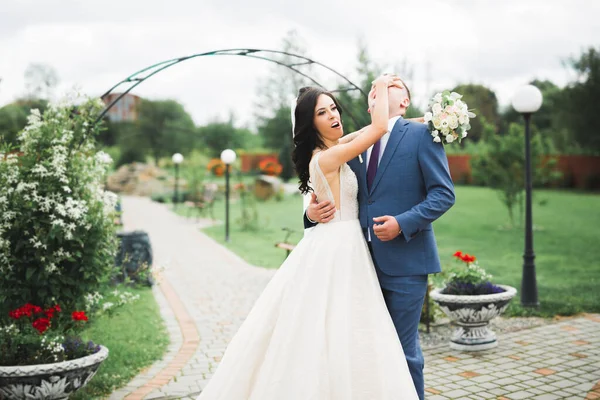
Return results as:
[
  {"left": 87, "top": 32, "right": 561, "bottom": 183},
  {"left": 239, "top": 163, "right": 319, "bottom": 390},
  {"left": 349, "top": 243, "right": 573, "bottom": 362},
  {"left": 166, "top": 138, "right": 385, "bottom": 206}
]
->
[{"left": 401, "top": 97, "right": 410, "bottom": 108}]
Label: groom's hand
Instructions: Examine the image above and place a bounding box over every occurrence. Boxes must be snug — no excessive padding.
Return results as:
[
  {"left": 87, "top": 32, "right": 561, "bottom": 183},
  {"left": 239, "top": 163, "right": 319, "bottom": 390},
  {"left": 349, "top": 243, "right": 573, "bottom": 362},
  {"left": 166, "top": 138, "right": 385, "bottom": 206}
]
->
[
  {"left": 373, "top": 216, "right": 401, "bottom": 241},
  {"left": 307, "top": 193, "right": 336, "bottom": 223}
]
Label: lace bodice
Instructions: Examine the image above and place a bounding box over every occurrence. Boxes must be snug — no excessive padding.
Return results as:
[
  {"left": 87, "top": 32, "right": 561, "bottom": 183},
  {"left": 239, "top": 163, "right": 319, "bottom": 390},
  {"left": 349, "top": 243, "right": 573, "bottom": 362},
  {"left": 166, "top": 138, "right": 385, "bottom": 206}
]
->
[{"left": 309, "top": 152, "right": 359, "bottom": 222}]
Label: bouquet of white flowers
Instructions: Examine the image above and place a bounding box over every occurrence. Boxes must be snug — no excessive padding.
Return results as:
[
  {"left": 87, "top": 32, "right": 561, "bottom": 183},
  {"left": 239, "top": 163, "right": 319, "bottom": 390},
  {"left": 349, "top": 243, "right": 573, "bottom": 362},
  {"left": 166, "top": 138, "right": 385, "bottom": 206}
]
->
[{"left": 424, "top": 91, "right": 476, "bottom": 144}]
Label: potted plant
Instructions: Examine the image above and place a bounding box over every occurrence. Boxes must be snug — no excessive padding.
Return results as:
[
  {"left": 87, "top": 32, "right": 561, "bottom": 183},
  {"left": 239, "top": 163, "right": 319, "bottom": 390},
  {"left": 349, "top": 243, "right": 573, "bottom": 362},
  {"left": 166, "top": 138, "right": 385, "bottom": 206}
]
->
[
  {"left": 0, "top": 96, "right": 120, "bottom": 398},
  {"left": 430, "top": 251, "right": 517, "bottom": 351},
  {"left": 0, "top": 304, "right": 108, "bottom": 399}
]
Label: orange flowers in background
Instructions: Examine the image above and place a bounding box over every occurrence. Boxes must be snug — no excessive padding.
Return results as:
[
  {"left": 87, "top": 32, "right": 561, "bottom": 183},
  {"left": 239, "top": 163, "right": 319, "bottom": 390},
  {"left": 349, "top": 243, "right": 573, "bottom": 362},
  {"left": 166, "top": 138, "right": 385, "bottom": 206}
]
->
[
  {"left": 259, "top": 158, "right": 283, "bottom": 176},
  {"left": 207, "top": 159, "right": 226, "bottom": 177}
]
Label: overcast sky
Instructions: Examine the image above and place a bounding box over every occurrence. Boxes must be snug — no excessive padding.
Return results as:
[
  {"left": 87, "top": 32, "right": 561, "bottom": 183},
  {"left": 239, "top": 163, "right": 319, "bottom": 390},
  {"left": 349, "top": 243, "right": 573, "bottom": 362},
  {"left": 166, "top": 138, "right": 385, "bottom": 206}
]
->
[{"left": 1, "top": 0, "right": 598, "bottom": 128}]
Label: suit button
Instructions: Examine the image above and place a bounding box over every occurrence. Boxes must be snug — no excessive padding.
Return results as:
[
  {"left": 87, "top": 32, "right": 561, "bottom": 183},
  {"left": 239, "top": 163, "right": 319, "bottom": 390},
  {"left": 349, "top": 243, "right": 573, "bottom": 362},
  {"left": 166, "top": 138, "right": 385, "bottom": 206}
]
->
[{"left": 368, "top": 200, "right": 373, "bottom": 205}]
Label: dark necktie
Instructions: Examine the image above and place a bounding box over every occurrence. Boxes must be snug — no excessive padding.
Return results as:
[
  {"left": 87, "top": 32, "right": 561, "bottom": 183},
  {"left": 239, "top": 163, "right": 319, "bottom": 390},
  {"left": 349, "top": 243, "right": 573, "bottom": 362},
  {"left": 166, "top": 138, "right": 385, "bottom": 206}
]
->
[{"left": 367, "top": 139, "right": 381, "bottom": 191}]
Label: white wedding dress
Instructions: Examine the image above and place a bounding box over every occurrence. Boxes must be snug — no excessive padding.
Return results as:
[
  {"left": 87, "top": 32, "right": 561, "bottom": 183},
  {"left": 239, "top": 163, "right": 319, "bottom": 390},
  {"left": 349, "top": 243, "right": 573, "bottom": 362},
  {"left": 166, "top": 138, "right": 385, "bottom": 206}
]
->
[{"left": 197, "top": 153, "right": 418, "bottom": 400}]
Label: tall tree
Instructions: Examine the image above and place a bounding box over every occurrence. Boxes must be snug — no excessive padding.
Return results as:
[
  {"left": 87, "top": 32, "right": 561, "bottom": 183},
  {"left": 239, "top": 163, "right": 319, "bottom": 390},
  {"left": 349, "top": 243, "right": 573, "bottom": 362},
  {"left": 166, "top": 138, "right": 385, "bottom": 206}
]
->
[
  {"left": 255, "top": 30, "right": 316, "bottom": 179},
  {"left": 449, "top": 84, "right": 499, "bottom": 142},
  {"left": 254, "top": 30, "right": 316, "bottom": 125},
  {"left": 0, "top": 99, "right": 48, "bottom": 146},
  {"left": 335, "top": 42, "right": 422, "bottom": 134},
  {"left": 562, "top": 47, "right": 600, "bottom": 153},
  {"left": 500, "top": 79, "right": 569, "bottom": 152},
  {"left": 198, "top": 115, "right": 254, "bottom": 158},
  {"left": 135, "top": 99, "right": 196, "bottom": 164},
  {"left": 334, "top": 43, "right": 378, "bottom": 134}
]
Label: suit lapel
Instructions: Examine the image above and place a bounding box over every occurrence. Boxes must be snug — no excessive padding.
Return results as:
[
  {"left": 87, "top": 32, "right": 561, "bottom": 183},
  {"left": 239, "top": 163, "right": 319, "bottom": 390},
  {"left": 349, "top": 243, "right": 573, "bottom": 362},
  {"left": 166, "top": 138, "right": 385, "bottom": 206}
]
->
[
  {"left": 359, "top": 150, "right": 368, "bottom": 192},
  {"left": 370, "top": 118, "right": 409, "bottom": 194},
  {"left": 349, "top": 153, "right": 368, "bottom": 194}
]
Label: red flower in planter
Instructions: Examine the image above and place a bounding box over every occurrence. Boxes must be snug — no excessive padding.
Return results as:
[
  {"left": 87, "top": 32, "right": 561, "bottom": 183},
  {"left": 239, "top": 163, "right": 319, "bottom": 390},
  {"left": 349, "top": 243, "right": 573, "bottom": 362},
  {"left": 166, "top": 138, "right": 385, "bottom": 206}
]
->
[
  {"left": 460, "top": 254, "right": 477, "bottom": 263},
  {"left": 453, "top": 251, "right": 463, "bottom": 258},
  {"left": 45, "top": 305, "right": 61, "bottom": 319},
  {"left": 9, "top": 303, "right": 43, "bottom": 319},
  {"left": 72, "top": 311, "right": 88, "bottom": 322},
  {"left": 32, "top": 317, "right": 51, "bottom": 334}
]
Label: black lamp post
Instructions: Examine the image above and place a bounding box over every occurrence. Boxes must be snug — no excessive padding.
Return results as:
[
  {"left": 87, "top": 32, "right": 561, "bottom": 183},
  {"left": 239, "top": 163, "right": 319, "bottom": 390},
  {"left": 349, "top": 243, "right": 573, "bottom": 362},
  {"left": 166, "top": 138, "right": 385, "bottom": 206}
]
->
[
  {"left": 220, "top": 149, "right": 236, "bottom": 242},
  {"left": 511, "top": 84, "right": 543, "bottom": 308},
  {"left": 172, "top": 153, "right": 184, "bottom": 205}
]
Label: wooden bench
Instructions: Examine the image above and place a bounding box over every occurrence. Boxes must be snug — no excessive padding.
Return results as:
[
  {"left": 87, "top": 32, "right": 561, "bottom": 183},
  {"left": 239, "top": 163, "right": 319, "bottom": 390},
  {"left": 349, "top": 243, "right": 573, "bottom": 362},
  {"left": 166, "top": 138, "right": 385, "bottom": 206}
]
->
[
  {"left": 275, "top": 227, "right": 296, "bottom": 259},
  {"left": 184, "top": 183, "right": 218, "bottom": 220}
]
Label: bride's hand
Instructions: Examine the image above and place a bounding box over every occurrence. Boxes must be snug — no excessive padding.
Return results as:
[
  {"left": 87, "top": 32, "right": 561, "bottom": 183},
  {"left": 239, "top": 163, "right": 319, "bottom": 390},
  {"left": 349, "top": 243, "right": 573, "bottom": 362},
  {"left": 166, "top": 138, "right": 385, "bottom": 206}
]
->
[
  {"left": 371, "top": 74, "right": 403, "bottom": 89},
  {"left": 368, "top": 74, "right": 403, "bottom": 113}
]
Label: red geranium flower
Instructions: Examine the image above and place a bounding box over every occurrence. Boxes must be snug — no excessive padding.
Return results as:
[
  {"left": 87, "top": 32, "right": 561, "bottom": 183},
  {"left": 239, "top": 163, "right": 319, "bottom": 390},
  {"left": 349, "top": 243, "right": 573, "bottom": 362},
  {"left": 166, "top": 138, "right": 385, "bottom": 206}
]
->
[
  {"left": 453, "top": 251, "right": 463, "bottom": 258},
  {"left": 32, "top": 318, "right": 51, "bottom": 334},
  {"left": 45, "top": 305, "right": 61, "bottom": 319},
  {"left": 72, "top": 311, "right": 88, "bottom": 322},
  {"left": 9, "top": 303, "right": 44, "bottom": 319},
  {"left": 460, "top": 254, "right": 476, "bottom": 263}
]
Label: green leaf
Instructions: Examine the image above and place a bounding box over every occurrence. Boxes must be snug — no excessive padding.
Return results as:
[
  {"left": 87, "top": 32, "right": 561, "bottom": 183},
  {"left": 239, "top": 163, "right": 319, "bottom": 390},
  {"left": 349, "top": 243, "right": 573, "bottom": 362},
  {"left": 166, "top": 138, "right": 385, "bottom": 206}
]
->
[{"left": 26, "top": 267, "right": 36, "bottom": 280}]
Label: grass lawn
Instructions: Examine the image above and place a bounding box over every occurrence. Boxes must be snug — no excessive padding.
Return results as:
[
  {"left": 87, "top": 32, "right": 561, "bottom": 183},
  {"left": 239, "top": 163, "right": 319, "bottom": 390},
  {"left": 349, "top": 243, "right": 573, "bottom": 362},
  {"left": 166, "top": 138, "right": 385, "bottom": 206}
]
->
[
  {"left": 181, "top": 185, "right": 599, "bottom": 318},
  {"left": 71, "top": 287, "right": 169, "bottom": 400}
]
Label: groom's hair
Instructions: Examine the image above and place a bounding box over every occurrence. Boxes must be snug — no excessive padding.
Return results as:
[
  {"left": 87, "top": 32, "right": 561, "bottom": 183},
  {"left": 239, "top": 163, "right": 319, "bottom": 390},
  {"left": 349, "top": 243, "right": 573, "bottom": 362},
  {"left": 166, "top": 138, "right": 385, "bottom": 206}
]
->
[
  {"left": 375, "top": 74, "right": 411, "bottom": 101},
  {"left": 400, "top": 78, "right": 411, "bottom": 101}
]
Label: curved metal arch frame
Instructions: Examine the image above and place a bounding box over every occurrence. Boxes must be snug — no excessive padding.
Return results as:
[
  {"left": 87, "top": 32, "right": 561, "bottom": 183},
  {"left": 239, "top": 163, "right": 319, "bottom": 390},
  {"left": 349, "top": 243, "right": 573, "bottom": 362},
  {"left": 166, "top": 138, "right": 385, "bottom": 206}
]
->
[{"left": 95, "top": 48, "right": 370, "bottom": 128}]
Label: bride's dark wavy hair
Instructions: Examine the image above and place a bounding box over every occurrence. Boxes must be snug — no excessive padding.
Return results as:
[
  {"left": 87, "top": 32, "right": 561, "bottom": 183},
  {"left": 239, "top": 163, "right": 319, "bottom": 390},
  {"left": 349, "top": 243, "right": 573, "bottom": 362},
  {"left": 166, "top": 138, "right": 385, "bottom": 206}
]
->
[{"left": 291, "top": 87, "right": 343, "bottom": 195}]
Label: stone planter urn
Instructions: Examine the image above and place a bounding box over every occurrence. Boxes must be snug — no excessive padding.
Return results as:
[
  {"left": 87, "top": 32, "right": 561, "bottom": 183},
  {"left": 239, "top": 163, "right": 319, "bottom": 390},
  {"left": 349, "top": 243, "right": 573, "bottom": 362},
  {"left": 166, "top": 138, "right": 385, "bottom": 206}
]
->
[
  {"left": 430, "top": 285, "right": 517, "bottom": 351},
  {"left": 115, "top": 230, "right": 153, "bottom": 285},
  {"left": 0, "top": 346, "right": 108, "bottom": 399}
]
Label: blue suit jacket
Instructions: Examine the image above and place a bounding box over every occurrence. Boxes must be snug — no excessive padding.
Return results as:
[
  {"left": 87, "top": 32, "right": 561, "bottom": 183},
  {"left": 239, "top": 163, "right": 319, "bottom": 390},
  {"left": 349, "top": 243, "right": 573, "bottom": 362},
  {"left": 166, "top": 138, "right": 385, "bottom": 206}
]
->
[{"left": 304, "top": 117, "right": 455, "bottom": 276}]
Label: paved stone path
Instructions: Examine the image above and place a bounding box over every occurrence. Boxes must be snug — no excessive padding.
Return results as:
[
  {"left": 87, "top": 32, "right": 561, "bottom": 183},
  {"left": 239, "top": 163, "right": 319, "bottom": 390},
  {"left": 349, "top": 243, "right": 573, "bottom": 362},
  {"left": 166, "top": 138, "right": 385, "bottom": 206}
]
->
[{"left": 109, "top": 196, "right": 600, "bottom": 400}]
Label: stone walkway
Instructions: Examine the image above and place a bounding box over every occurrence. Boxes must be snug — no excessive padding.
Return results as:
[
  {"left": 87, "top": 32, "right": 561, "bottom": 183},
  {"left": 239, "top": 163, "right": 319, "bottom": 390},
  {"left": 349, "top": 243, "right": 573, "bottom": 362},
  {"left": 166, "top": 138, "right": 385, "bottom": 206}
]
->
[{"left": 109, "top": 196, "right": 600, "bottom": 400}]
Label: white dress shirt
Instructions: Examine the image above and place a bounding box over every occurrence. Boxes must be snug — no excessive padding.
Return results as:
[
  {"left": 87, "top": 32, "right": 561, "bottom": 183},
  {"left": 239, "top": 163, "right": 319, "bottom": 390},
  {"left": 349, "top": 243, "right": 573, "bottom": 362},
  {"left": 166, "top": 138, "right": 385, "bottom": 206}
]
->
[{"left": 367, "top": 116, "right": 401, "bottom": 241}]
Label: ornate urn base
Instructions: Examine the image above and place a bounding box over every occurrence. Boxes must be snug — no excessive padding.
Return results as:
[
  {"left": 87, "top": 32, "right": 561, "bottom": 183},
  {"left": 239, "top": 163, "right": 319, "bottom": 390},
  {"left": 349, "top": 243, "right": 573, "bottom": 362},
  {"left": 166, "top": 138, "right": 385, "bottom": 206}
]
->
[{"left": 430, "top": 286, "right": 517, "bottom": 351}]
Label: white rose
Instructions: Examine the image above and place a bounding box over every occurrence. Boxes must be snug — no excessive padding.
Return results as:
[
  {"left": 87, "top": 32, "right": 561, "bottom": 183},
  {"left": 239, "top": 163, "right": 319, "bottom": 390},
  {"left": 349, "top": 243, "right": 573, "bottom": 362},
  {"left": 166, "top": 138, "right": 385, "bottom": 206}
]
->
[
  {"left": 459, "top": 115, "right": 468, "bottom": 125},
  {"left": 432, "top": 103, "right": 442, "bottom": 114},
  {"left": 450, "top": 92, "right": 462, "bottom": 100},
  {"left": 462, "top": 131, "right": 468, "bottom": 138},
  {"left": 431, "top": 130, "right": 439, "bottom": 137},
  {"left": 433, "top": 117, "right": 442, "bottom": 130},
  {"left": 446, "top": 134, "right": 455, "bottom": 143},
  {"left": 433, "top": 93, "right": 442, "bottom": 103},
  {"left": 433, "top": 136, "right": 441, "bottom": 143},
  {"left": 448, "top": 116, "right": 459, "bottom": 129},
  {"left": 441, "top": 126, "right": 450, "bottom": 135},
  {"left": 424, "top": 112, "right": 433, "bottom": 122}
]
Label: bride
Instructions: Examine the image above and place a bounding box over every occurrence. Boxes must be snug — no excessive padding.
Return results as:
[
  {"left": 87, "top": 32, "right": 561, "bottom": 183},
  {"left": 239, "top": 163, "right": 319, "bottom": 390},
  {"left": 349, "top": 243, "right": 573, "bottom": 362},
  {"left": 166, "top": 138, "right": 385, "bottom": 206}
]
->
[{"left": 197, "top": 75, "right": 419, "bottom": 399}]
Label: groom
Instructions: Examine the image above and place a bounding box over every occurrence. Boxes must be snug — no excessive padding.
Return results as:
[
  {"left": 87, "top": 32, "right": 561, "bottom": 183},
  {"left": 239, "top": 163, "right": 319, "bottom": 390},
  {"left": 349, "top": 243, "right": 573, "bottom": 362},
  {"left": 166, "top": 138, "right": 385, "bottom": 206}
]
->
[{"left": 304, "top": 76, "right": 455, "bottom": 400}]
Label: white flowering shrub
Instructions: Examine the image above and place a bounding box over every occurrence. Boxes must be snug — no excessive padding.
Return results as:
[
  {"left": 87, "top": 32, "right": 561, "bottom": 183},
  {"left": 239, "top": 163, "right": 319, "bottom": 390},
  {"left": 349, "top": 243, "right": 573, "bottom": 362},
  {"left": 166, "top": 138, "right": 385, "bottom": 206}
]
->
[{"left": 0, "top": 96, "right": 119, "bottom": 312}]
